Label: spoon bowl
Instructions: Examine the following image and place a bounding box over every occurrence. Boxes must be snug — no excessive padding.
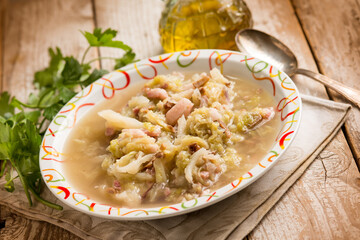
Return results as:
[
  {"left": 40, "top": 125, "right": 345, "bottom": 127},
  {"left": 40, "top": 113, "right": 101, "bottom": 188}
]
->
[
  {"left": 236, "top": 29, "right": 298, "bottom": 76},
  {"left": 235, "top": 29, "right": 360, "bottom": 108}
]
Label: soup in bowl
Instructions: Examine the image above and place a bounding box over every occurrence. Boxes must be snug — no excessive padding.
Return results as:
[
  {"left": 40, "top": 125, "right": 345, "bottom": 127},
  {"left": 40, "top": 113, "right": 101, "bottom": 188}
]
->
[{"left": 40, "top": 50, "right": 301, "bottom": 220}]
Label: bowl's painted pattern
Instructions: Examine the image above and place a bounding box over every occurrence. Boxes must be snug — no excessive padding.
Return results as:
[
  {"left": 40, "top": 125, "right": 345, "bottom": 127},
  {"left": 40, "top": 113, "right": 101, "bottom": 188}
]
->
[{"left": 40, "top": 50, "right": 301, "bottom": 220}]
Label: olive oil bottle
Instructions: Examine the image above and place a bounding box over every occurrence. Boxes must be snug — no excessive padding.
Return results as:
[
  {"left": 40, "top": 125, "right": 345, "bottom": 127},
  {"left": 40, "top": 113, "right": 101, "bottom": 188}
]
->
[{"left": 159, "top": 0, "right": 252, "bottom": 52}]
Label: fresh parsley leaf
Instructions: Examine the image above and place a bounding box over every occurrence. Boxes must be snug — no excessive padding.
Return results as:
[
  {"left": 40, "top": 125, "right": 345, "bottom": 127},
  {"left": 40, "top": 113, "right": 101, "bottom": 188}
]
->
[
  {"left": 27, "top": 93, "right": 40, "bottom": 106},
  {"left": 81, "top": 68, "right": 108, "bottom": 87},
  {"left": 81, "top": 28, "right": 131, "bottom": 51},
  {"left": 59, "top": 87, "right": 76, "bottom": 103},
  {"left": 93, "top": 28, "right": 117, "bottom": 39},
  {"left": 0, "top": 122, "right": 11, "bottom": 159},
  {"left": 43, "top": 103, "right": 63, "bottom": 120},
  {"left": 38, "top": 89, "right": 60, "bottom": 108},
  {"left": 0, "top": 160, "right": 7, "bottom": 178},
  {"left": 2, "top": 119, "right": 43, "bottom": 204},
  {"left": 81, "top": 63, "right": 91, "bottom": 76},
  {"left": 48, "top": 47, "right": 64, "bottom": 72},
  {"left": 1, "top": 27, "right": 135, "bottom": 211},
  {"left": 114, "top": 50, "right": 137, "bottom": 69},
  {"left": 0, "top": 92, "right": 15, "bottom": 119},
  {"left": 34, "top": 47, "right": 63, "bottom": 88},
  {"left": 62, "top": 57, "right": 83, "bottom": 84},
  {"left": 24, "top": 111, "right": 41, "bottom": 124}
]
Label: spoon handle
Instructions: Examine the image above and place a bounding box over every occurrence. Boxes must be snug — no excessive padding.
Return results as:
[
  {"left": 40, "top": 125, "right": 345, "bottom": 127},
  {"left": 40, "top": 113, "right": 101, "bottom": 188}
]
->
[{"left": 296, "top": 68, "right": 360, "bottom": 108}]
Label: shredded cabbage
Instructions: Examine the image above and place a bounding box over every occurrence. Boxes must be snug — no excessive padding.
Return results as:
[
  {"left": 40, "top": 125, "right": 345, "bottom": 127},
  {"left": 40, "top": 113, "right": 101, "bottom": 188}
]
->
[{"left": 98, "top": 69, "right": 276, "bottom": 205}]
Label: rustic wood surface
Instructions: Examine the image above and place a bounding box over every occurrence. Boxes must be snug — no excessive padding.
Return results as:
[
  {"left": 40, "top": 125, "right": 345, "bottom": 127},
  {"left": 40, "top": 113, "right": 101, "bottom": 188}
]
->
[
  {"left": 0, "top": 0, "right": 5, "bottom": 92},
  {"left": 1, "top": 0, "right": 98, "bottom": 102},
  {"left": 0, "top": 206, "right": 81, "bottom": 240},
  {"left": 292, "top": 0, "right": 360, "bottom": 169},
  {"left": 0, "top": 0, "right": 359, "bottom": 239},
  {"left": 0, "top": 0, "right": 97, "bottom": 239},
  {"left": 245, "top": 0, "right": 360, "bottom": 238}
]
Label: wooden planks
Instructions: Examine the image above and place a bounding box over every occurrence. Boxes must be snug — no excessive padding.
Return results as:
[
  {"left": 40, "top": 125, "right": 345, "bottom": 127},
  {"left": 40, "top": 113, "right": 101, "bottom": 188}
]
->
[
  {"left": 248, "top": 133, "right": 360, "bottom": 239},
  {"left": 0, "top": 0, "right": 5, "bottom": 92},
  {"left": 0, "top": 206, "right": 81, "bottom": 240},
  {"left": 2, "top": 0, "right": 97, "bottom": 101},
  {"left": 93, "top": 0, "right": 164, "bottom": 69},
  {"left": 244, "top": 0, "right": 329, "bottom": 99},
  {"left": 291, "top": 0, "right": 360, "bottom": 169},
  {"left": 93, "top": 0, "right": 360, "bottom": 239},
  {"left": 0, "top": 0, "right": 97, "bottom": 239},
  {"left": 244, "top": 0, "right": 360, "bottom": 239},
  {"left": 0, "top": 0, "right": 359, "bottom": 239}
]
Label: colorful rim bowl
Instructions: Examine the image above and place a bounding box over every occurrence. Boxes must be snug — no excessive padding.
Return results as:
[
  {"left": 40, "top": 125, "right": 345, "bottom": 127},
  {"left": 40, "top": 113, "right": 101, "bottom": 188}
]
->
[{"left": 40, "top": 49, "right": 302, "bottom": 220}]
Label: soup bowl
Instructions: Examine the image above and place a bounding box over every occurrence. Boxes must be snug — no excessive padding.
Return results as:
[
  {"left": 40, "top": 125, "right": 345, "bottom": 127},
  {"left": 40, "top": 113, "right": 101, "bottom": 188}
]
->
[{"left": 40, "top": 49, "right": 302, "bottom": 220}]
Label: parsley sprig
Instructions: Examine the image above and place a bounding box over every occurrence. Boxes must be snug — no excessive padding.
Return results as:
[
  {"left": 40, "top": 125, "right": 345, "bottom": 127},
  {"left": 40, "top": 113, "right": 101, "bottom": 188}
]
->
[{"left": 0, "top": 28, "right": 137, "bottom": 210}]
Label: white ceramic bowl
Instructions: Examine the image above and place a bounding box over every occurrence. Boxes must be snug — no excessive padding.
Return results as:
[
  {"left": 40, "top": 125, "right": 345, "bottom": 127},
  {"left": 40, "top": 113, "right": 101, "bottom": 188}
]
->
[{"left": 40, "top": 50, "right": 302, "bottom": 220}]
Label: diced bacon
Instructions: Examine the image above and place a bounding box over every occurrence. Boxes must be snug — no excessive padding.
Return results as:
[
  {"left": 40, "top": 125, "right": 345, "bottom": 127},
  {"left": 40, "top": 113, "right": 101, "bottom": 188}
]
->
[
  {"left": 262, "top": 107, "right": 275, "bottom": 120},
  {"left": 164, "top": 98, "right": 177, "bottom": 111},
  {"left": 193, "top": 75, "right": 210, "bottom": 88},
  {"left": 142, "top": 125, "right": 161, "bottom": 138},
  {"left": 189, "top": 143, "right": 200, "bottom": 153},
  {"left": 122, "top": 129, "right": 147, "bottom": 138},
  {"left": 209, "top": 108, "right": 222, "bottom": 121},
  {"left": 166, "top": 98, "right": 194, "bottom": 125},
  {"left": 148, "top": 144, "right": 160, "bottom": 153},
  {"left": 200, "top": 171, "right": 210, "bottom": 180},
  {"left": 160, "top": 83, "right": 169, "bottom": 89},
  {"left": 155, "top": 152, "right": 164, "bottom": 158},
  {"left": 145, "top": 88, "right": 169, "bottom": 100},
  {"left": 133, "top": 107, "right": 140, "bottom": 118},
  {"left": 113, "top": 180, "right": 121, "bottom": 191},
  {"left": 223, "top": 87, "right": 230, "bottom": 103},
  {"left": 164, "top": 187, "right": 171, "bottom": 196},
  {"left": 105, "top": 127, "right": 115, "bottom": 136},
  {"left": 218, "top": 120, "right": 231, "bottom": 138}
]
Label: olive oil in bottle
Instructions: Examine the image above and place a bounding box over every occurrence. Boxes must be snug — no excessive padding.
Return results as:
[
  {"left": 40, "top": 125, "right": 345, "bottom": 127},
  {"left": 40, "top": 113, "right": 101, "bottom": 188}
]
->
[{"left": 159, "top": 0, "right": 252, "bottom": 52}]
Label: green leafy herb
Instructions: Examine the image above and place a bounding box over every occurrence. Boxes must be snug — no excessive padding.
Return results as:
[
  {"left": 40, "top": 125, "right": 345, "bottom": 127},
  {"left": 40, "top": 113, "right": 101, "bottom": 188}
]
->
[
  {"left": 0, "top": 92, "right": 15, "bottom": 119},
  {"left": 114, "top": 50, "right": 137, "bottom": 69},
  {"left": 80, "top": 28, "right": 133, "bottom": 65},
  {"left": 81, "top": 28, "right": 131, "bottom": 50},
  {"left": 0, "top": 27, "right": 137, "bottom": 210}
]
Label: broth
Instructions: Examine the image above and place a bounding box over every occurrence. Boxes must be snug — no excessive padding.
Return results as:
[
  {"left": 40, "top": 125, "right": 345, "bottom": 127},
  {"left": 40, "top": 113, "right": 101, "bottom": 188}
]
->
[{"left": 63, "top": 73, "right": 280, "bottom": 207}]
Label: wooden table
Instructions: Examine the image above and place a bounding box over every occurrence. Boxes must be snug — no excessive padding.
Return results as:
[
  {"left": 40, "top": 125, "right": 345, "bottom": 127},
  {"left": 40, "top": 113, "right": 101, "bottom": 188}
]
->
[{"left": 1, "top": 0, "right": 359, "bottom": 239}]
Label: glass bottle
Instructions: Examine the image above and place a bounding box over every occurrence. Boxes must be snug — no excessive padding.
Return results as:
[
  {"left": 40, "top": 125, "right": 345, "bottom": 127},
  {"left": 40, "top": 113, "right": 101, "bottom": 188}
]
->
[{"left": 159, "top": 0, "right": 252, "bottom": 52}]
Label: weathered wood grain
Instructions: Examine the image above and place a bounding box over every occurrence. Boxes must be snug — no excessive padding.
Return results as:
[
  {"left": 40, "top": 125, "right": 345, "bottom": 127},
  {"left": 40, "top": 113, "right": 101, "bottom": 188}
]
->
[
  {"left": 0, "top": 206, "right": 82, "bottom": 240},
  {"left": 245, "top": 0, "right": 360, "bottom": 238},
  {"left": 291, "top": 0, "right": 360, "bottom": 169},
  {"left": 0, "top": 0, "right": 96, "bottom": 239},
  {"left": 0, "top": 0, "right": 5, "bottom": 92},
  {"left": 2, "top": 0, "right": 97, "bottom": 101},
  {"left": 245, "top": 0, "right": 328, "bottom": 98},
  {"left": 248, "top": 133, "right": 360, "bottom": 239},
  {"left": 1, "top": 0, "right": 359, "bottom": 239},
  {"left": 93, "top": 0, "right": 164, "bottom": 69}
]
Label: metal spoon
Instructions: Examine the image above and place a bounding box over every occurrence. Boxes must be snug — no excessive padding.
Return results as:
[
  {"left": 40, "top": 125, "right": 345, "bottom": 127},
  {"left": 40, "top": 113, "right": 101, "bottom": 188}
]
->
[{"left": 235, "top": 29, "right": 360, "bottom": 108}]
